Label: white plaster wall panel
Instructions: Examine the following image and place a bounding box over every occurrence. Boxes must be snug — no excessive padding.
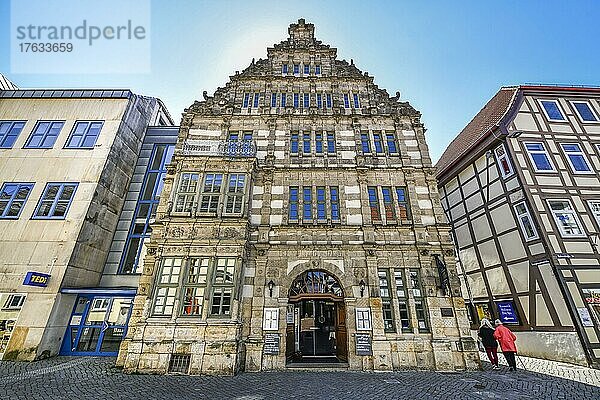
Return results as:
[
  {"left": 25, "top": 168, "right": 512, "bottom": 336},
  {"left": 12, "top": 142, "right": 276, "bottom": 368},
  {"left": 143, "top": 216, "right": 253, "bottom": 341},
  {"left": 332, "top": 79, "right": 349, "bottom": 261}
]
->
[
  {"left": 536, "top": 294, "right": 553, "bottom": 326},
  {"left": 256, "top": 150, "right": 268, "bottom": 159},
  {"left": 458, "top": 165, "right": 475, "bottom": 183},
  {"left": 346, "top": 214, "right": 363, "bottom": 225},
  {"left": 270, "top": 200, "right": 284, "bottom": 209},
  {"left": 466, "top": 272, "right": 487, "bottom": 298},
  {"left": 487, "top": 266, "right": 511, "bottom": 296},
  {"left": 252, "top": 200, "right": 263, "bottom": 209},
  {"left": 252, "top": 186, "right": 264, "bottom": 195},
  {"left": 271, "top": 186, "right": 284, "bottom": 195},
  {"left": 564, "top": 241, "right": 593, "bottom": 254},
  {"left": 498, "top": 230, "right": 527, "bottom": 262},
  {"left": 472, "top": 214, "right": 492, "bottom": 242},
  {"left": 464, "top": 193, "right": 483, "bottom": 213},
  {"left": 454, "top": 224, "right": 472, "bottom": 247},
  {"left": 477, "top": 239, "right": 501, "bottom": 267},
  {"left": 344, "top": 185, "right": 361, "bottom": 195},
  {"left": 459, "top": 248, "right": 479, "bottom": 273},
  {"left": 510, "top": 261, "right": 530, "bottom": 292},
  {"left": 489, "top": 204, "right": 514, "bottom": 234},
  {"left": 549, "top": 124, "right": 574, "bottom": 134},
  {"left": 345, "top": 200, "right": 361, "bottom": 209},
  {"left": 269, "top": 215, "right": 283, "bottom": 225}
]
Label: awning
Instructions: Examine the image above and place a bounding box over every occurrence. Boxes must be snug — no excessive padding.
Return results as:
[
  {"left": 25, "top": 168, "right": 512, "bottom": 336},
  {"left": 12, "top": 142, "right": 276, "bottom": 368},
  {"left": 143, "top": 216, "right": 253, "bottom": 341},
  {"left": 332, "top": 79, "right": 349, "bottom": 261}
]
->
[{"left": 60, "top": 287, "right": 137, "bottom": 296}]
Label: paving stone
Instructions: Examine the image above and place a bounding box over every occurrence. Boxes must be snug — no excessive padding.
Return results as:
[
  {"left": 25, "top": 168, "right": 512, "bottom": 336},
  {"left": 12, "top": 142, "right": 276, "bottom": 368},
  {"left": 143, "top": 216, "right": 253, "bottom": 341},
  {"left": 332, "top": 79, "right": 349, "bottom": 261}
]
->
[{"left": 0, "top": 355, "right": 598, "bottom": 400}]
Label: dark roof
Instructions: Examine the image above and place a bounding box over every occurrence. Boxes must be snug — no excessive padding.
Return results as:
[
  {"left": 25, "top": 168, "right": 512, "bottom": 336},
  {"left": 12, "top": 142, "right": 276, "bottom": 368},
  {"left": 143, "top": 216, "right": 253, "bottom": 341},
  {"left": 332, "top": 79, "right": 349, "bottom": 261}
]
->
[{"left": 436, "top": 86, "right": 517, "bottom": 177}]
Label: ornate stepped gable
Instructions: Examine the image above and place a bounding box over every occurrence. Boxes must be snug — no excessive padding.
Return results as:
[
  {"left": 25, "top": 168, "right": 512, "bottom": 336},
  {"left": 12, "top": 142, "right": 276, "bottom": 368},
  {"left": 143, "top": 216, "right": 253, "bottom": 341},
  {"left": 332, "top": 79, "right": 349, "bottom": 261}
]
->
[{"left": 185, "top": 19, "right": 419, "bottom": 119}]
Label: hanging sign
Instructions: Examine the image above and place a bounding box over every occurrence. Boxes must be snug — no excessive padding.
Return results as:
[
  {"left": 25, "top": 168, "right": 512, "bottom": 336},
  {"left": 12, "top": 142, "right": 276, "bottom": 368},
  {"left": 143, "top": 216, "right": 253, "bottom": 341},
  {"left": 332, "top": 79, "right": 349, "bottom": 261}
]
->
[
  {"left": 23, "top": 272, "right": 50, "bottom": 287},
  {"left": 496, "top": 301, "right": 519, "bottom": 325}
]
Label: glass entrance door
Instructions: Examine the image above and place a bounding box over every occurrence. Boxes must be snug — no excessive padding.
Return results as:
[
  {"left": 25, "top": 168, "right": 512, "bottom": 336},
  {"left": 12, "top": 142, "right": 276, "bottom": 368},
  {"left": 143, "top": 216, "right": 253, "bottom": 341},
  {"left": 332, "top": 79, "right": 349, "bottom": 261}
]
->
[
  {"left": 61, "top": 295, "right": 133, "bottom": 356},
  {"left": 297, "top": 300, "right": 337, "bottom": 357}
]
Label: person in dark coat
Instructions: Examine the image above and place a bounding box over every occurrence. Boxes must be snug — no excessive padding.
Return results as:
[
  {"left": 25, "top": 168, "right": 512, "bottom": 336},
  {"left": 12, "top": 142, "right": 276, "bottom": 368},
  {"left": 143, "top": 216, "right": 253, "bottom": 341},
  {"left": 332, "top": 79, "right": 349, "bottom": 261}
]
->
[{"left": 478, "top": 318, "right": 499, "bottom": 369}]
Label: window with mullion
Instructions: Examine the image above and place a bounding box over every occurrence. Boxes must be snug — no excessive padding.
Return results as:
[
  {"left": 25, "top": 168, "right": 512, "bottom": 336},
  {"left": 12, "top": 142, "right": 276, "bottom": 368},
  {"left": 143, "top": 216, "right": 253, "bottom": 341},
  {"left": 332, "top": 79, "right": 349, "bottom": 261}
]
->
[
  {"left": 382, "top": 187, "right": 395, "bottom": 219},
  {"left": 378, "top": 269, "right": 395, "bottom": 332},
  {"left": 281, "top": 93, "right": 287, "bottom": 107},
  {"left": 243, "top": 93, "right": 250, "bottom": 108},
  {"left": 394, "top": 270, "right": 412, "bottom": 332},
  {"left": 548, "top": 199, "right": 585, "bottom": 237},
  {"left": 540, "top": 100, "right": 565, "bottom": 121},
  {"left": 353, "top": 93, "right": 360, "bottom": 108},
  {"left": 224, "top": 174, "right": 245, "bottom": 215},
  {"left": 327, "top": 132, "right": 335, "bottom": 154},
  {"left": 368, "top": 186, "right": 381, "bottom": 222},
  {"left": 24, "top": 121, "right": 64, "bottom": 149},
  {"left": 525, "top": 142, "right": 555, "bottom": 171},
  {"left": 253, "top": 93, "right": 260, "bottom": 108},
  {"left": 330, "top": 186, "right": 340, "bottom": 222},
  {"left": 33, "top": 183, "right": 77, "bottom": 219},
  {"left": 199, "top": 173, "right": 223, "bottom": 213},
  {"left": 211, "top": 258, "right": 236, "bottom": 316},
  {"left": 386, "top": 133, "right": 398, "bottom": 154},
  {"left": 316, "top": 186, "right": 326, "bottom": 221},
  {"left": 174, "top": 173, "right": 199, "bottom": 213},
  {"left": 289, "top": 187, "right": 299, "bottom": 221},
  {"left": 410, "top": 269, "right": 429, "bottom": 333},
  {"left": 560, "top": 143, "right": 592, "bottom": 173},
  {"left": 65, "top": 121, "right": 103, "bottom": 148},
  {"left": 291, "top": 132, "right": 299, "bottom": 154},
  {"left": 294, "top": 93, "right": 299, "bottom": 109},
  {"left": 514, "top": 201, "right": 539, "bottom": 241},
  {"left": 303, "top": 64, "right": 310, "bottom": 75},
  {"left": 373, "top": 133, "right": 384, "bottom": 154},
  {"left": 395, "top": 187, "right": 410, "bottom": 220},
  {"left": 588, "top": 200, "right": 600, "bottom": 228},
  {"left": 343, "top": 93, "right": 350, "bottom": 108},
  {"left": 153, "top": 258, "right": 182, "bottom": 316},
  {"left": 361, "top": 133, "right": 371, "bottom": 154},
  {"left": 303, "top": 187, "right": 312, "bottom": 220},
  {"left": 315, "top": 132, "right": 323, "bottom": 154},
  {"left": 317, "top": 94, "right": 323, "bottom": 109},
  {"left": 572, "top": 101, "right": 598, "bottom": 122},
  {"left": 302, "top": 132, "right": 311, "bottom": 154},
  {"left": 303, "top": 93, "right": 310, "bottom": 108},
  {"left": 326, "top": 93, "right": 332, "bottom": 108},
  {"left": 181, "top": 257, "right": 209, "bottom": 316},
  {"left": 271, "top": 93, "right": 277, "bottom": 108},
  {"left": 0, "top": 121, "right": 26, "bottom": 148},
  {"left": 494, "top": 144, "right": 514, "bottom": 178},
  {"left": 0, "top": 182, "right": 33, "bottom": 219}
]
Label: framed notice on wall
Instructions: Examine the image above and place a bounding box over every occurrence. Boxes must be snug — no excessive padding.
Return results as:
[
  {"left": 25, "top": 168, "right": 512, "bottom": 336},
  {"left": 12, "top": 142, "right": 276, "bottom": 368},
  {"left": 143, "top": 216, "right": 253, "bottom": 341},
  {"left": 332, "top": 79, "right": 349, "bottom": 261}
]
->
[
  {"left": 355, "top": 308, "right": 372, "bottom": 331},
  {"left": 496, "top": 301, "right": 519, "bottom": 325}
]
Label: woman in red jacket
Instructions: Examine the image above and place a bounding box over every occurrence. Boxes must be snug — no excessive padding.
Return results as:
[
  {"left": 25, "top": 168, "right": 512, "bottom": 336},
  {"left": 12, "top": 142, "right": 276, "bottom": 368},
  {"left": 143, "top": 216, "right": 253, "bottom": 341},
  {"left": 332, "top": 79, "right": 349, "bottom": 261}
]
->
[{"left": 493, "top": 319, "right": 518, "bottom": 371}]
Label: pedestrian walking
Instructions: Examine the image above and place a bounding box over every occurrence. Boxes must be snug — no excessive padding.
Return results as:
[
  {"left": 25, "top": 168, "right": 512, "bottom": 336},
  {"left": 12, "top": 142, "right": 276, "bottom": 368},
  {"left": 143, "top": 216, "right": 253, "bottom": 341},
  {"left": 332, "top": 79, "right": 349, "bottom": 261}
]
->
[
  {"left": 493, "top": 319, "right": 518, "bottom": 371},
  {"left": 477, "top": 318, "right": 499, "bottom": 369}
]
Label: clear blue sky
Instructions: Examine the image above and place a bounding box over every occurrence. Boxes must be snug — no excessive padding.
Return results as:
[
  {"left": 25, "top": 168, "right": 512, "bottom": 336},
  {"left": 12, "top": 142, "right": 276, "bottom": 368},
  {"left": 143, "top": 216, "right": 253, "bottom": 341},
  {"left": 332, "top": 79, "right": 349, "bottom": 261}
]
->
[{"left": 1, "top": 0, "right": 599, "bottom": 162}]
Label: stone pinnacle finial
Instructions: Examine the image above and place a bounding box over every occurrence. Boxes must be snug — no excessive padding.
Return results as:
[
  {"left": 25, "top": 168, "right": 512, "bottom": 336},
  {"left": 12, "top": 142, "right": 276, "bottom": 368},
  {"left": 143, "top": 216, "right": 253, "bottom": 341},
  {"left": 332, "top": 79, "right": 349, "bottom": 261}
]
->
[{"left": 288, "top": 18, "right": 315, "bottom": 42}]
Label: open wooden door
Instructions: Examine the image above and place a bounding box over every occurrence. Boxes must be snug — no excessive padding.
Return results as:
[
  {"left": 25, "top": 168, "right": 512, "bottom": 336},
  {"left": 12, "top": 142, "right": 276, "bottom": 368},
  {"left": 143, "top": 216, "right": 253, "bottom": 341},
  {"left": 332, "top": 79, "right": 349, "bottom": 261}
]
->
[
  {"left": 335, "top": 302, "right": 348, "bottom": 361},
  {"left": 285, "top": 305, "right": 295, "bottom": 360}
]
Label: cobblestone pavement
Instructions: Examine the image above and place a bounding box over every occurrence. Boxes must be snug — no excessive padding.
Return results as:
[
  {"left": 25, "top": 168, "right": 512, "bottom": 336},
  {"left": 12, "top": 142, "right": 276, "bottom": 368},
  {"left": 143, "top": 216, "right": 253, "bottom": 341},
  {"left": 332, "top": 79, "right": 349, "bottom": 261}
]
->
[{"left": 1, "top": 356, "right": 599, "bottom": 400}]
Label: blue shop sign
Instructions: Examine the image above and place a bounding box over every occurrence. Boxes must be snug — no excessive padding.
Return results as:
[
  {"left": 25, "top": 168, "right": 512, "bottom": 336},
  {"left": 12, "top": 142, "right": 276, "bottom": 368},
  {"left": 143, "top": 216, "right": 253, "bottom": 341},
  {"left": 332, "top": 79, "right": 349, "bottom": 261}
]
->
[
  {"left": 496, "top": 301, "right": 519, "bottom": 324},
  {"left": 23, "top": 272, "right": 50, "bottom": 287}
]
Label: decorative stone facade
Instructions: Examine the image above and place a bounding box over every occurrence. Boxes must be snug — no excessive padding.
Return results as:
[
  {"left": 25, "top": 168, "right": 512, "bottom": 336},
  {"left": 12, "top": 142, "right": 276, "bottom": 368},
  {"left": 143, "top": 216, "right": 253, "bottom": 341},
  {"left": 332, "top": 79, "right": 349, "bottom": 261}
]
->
[{"left": 119, "top": 19, "right": 479, "bottom": 374}]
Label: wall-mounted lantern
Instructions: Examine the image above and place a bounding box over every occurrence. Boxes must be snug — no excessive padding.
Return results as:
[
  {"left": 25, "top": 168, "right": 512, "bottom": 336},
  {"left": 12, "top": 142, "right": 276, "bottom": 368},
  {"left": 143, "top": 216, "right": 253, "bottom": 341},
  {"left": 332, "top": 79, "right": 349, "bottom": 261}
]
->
[
  {"left": 359, "top": 279, "right": 366, "bottom": 297},
  {"left": 267, "top": 280, "right": 275, "bottom": 297}
]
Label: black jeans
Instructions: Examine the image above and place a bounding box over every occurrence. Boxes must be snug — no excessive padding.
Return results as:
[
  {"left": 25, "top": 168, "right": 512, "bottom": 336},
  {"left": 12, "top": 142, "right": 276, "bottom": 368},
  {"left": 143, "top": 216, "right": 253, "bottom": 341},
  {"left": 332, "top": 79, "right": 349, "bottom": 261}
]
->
[{"left": 504, "top": 351, "right": 517, "bottom": 369}]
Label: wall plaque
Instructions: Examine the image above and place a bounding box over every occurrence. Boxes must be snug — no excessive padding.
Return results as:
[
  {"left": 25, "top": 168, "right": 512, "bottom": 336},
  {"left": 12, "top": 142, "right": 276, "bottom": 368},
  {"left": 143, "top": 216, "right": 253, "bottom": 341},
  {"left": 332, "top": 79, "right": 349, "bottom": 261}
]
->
[
  {"left": 355, "top": 333, "right": 372, "bottom": 356},
  {"left": 440, "top": 308, "right": 454, "bottom": 317},
  {"left": 263, "top": 333, "right": 280, "bottom": 355}
]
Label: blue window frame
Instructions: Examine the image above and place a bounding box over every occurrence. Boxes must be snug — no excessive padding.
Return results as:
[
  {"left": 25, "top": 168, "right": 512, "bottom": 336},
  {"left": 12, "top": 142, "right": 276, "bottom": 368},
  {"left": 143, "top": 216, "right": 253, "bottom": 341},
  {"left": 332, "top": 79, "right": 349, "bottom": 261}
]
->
[
  {"left": 303, "top": 132, "right": 311, "bottom": 153},
  {"left": 525, "top": 142, "right": 555, "bottom": 171},
  {"left": 373, "top": 133, "right": 384, "bottom": 154},
  {"left": 327, "top": 132, "right": 335, "bottom": 154},
  {"left": 330, "top": 187, "right": 340, "bottom": 222},
  {"left": 303, "top": 93, "right": 310, "bottom": 108},
  {"left": 271, "top": 93, "right": 277, "bottom": 107},
  {"left": 282, "top": 64, "right": 288, "bottom": 74},
  {"left": 281, "top": 93, "right": 287, "bottom": 107},
  {"left": 0, "top": 121, "right": 26, "bottom": 148},
  {"left": 368, "top": 187, "right": 381, "bottom": 221},
  {"left": 243, "top": 93, "right": 250, "bottom": 108},
  {"left": 120, "top": 144, "right": 174, "bottom": 274},
  {"left": 317, "top": 187, "right": 326, "bottom": 220},
  {"left": 343, "top": 94, "right": 350, "bottom": 108},
  {"left": 361, "top": 133, "right": 371, "bottom": 153},
  {"left": 303, "top": 187, "right": 312, "bottom": 220},
  {"left": 396, "top": 187, "right": 410, "bottom": 219},
  {"left": 294, "top": 93, "right": 299, "bottom": 108},
  {"left": 317, "top": 94, "right": 322, "bottom": 109},
  {"left": 253, "top": 93, "right": 260, "bottom": 108},
  {"left": 24, "top": 121, "right": 64, "bottom": 148},
  {"left": 65, "top": 121, "right": 103, "bottom": 148},
  {"left": 0, "top": 182, "right": 34, "bottom": 219},
  {"left": 33, "top": 183, "right": 78, "bottom": 219},
  {"left": 315, "top": 65, "right": 321, "bottom": 75},
  {"left": 540, "top": 100, "right": 565, "bottom": 121},
  {"left": 291, "top": 133, "right": 299, "bottom": 154},
  {"left": 386, "top": 133, "right": 397, "bottom": 154},
  {"left": 561, "top": 143, "right": 592, "bottom": 172},
  {"left": 353, "top": 93, "right": 360, "bottom": 108},
  {"left": 289, "top": 187, "right": 299, "bottom": 220},
  {"left": 573, "top": 102, "right": 598, "bottom": 122},
  {"left": 315, "top": 132, "right": 323, "bottom": 154},
  {"left": 293, "top": 64, "right": 300, "bottom": 74},
  {"left": 326, "top": 94, "right": 332, "bottom": 108},
  {"left": 304, "top": 64, "right": 310, "bottom": 75}
]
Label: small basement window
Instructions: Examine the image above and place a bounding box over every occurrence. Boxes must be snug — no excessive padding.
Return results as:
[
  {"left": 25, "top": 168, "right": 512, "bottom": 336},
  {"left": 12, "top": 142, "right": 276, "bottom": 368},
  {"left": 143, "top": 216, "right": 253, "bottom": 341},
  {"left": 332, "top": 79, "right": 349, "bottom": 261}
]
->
[{"left": 168, "top": 354, "right": 191, "bottom": 374}]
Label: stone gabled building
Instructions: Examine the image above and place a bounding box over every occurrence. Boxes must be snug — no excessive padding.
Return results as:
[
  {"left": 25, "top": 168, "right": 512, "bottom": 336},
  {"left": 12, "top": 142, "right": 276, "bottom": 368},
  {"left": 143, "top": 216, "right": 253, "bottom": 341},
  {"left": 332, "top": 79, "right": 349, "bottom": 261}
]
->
[{"left": 119, "top": 19, "right": 478, "bottom": 374}]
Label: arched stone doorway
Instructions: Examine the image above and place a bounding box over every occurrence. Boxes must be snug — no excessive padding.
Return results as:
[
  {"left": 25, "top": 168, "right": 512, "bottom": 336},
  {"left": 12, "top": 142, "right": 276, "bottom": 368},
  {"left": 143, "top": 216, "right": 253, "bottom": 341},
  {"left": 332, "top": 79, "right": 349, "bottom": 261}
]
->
[{"left": 285, "top": 270, "right": 348, "bottom": 365}]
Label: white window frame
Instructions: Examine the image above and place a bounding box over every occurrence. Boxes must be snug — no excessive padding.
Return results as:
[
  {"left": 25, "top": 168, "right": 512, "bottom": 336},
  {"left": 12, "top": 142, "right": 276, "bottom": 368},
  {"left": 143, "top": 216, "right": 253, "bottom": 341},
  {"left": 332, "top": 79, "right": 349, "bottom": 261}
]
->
[
  {"left": 513, "top": 201, "right": 539, "bottom": 241},
  {"left": 588, "top": 200, "right": 600, "bottom": 228},
  {"left": 494, "top": 143, "right": 514, "bottom": 178},
  {"left": 263, "top": 308, "right": 279, "bottom": 331},
  {"left": 570, "top": 100, "right": 599, "bottom": 123},
  {"left": 560, "top": 143, "right": 593, "bottom": 174},
  {"left": 547, "top": 199, "right": 586, "bottom": 238},
  {"left": 2, "top": 294, "right": 26, "bottom": 310},
  {"left": 524, "top": 142, "right": 556, "bottom": 172},
  {"left": 356, "top": 307, "right": 372, "bottom": 331},
  {"left": 173, "top": 172, "right": 200, "bottom": 214},
  {"left": 538, "top": 99, "right": 566, "bottom": 122}
]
